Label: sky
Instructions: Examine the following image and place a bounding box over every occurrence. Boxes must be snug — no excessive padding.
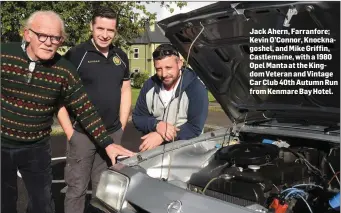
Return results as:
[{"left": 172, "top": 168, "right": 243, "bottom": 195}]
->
[{"left": 144, "top": 2, "right": 216, "bottom": 21}]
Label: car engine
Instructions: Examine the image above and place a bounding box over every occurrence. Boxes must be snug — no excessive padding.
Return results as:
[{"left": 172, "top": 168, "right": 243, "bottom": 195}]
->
[{"left": 188, "top": 138, "right": 340, "bottom": 213}]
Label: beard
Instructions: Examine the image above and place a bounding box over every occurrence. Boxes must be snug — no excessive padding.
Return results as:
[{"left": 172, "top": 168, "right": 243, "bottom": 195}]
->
[{"left": 160, "top": 73, "right": 181, "bottom": 89}]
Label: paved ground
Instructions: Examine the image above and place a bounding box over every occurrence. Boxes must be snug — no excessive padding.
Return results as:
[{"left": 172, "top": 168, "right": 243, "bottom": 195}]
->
[{"left": 16, "top": 109, "right": 231, "bottom": 213}]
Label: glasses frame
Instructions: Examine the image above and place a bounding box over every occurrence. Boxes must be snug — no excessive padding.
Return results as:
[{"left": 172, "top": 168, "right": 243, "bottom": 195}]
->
[{"left": 29, "top": 28, "right": 63, "bottom": 45}]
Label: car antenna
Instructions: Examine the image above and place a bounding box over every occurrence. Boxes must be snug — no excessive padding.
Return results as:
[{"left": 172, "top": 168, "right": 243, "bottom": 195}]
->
[{"left": 160, "top": 21, "right": 206, "bottom": 181}]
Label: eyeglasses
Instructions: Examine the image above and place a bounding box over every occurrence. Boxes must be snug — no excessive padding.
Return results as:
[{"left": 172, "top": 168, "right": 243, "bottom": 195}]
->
[
  {"left": 152, "top": 48, "right": 179, "bottom": 59},
  {"left": 29, "top": 29, "right": 63, "bottom": 45}
]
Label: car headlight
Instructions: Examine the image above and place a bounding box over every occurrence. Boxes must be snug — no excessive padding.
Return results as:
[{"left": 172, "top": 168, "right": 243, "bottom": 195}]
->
[{"left": 96, "top": 170, "right": 129, "bottom": 212}]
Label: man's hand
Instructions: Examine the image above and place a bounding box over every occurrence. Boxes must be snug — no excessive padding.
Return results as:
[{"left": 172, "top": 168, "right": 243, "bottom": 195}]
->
[
  {"left": 105, "top": 144, "right": 135, "bottom": 165},
  {"left": 139, "top": 132, "right": 164, "bottom": 152},
  {"left": 57, "top": 106, "right": 76, "bottom": 142},
  {"left": 156, "top": 121, "right": 180, "bottom": 141}
]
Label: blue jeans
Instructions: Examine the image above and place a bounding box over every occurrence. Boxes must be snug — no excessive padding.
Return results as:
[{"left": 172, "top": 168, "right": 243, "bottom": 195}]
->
[{"left": 1, "top": 142, "right": 55, "bottom": 213}]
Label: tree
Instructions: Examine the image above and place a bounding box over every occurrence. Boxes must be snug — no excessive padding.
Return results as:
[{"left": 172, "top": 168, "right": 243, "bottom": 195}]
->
[{"left": 1, "top": 1, "right": 187, "bottom": 49}]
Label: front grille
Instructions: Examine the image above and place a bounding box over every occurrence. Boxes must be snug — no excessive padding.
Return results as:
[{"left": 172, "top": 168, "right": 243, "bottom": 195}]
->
[{"left": 188, "top": 184, "right": 256, "bottom": 207}]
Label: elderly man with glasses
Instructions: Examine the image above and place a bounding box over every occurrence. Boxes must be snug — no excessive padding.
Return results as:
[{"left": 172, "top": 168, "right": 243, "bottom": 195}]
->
[
  {"left": 1, "top": 10, "right": 134, "bottom": 213},
  {"left": 132, "top": 44, "right": 209, "bottom": 151}
]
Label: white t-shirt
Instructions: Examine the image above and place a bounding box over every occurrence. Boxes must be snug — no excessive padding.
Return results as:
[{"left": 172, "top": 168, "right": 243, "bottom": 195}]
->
[{"left": 159, "top": 76, "right": 181, "bottom": 108}]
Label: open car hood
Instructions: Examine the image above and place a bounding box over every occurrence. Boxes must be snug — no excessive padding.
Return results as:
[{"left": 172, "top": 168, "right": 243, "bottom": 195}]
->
[{"left": 158, "top": 1, "right": 340, "bottom": 125}]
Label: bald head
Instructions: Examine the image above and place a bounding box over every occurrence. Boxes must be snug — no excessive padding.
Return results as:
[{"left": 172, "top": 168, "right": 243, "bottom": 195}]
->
[{"left": 24, "top": 11, "right": 66, "bottom": 38}]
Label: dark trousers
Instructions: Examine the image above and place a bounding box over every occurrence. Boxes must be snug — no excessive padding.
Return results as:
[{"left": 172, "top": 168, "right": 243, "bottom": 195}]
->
[
  {"left": 1, "top": 142, "right": 55, "bottom": 213},
  {"left": 64, "top": 129, "right": 123, "bottom": 213}
]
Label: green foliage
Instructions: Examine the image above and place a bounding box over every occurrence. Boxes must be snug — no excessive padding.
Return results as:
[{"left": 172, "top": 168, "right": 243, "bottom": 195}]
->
[
  {"left": 57, "top": 46, "right": 70, "bottom": 55},
  {"left": 132, "top": 72, "right": 150, "bottom": 89},
  {"left": 1, "top": 1, "right": 187, "bottom": 49}
]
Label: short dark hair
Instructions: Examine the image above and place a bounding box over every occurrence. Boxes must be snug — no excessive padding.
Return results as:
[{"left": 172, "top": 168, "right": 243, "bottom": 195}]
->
[
  {"left": 152, "top": 44, "right": 180, "bottom": 60},
  {"left": 92, "top": 6, "right": 117, "bottom": 24}
]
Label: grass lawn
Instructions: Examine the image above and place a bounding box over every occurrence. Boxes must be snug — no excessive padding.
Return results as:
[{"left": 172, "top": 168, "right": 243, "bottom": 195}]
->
[
  {"left": 132, "top": 88, "right": 217, "bottom": 107},
  {"left": 132, "top": 88, "right": 141, "bottom": 106},
  {"left": 208, "top": 92, "right": 216, "bottom": 102}
]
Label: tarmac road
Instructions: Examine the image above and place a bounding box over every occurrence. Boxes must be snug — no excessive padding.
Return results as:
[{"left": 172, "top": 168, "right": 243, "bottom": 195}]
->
[{"left": 16, "top": 111, "right": 230, "bottom": 213}]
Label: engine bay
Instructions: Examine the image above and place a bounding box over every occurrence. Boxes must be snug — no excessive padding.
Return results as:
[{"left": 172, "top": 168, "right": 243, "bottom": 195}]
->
[{"left": 187, "top": 133, "right": 340, "bottom": 213}]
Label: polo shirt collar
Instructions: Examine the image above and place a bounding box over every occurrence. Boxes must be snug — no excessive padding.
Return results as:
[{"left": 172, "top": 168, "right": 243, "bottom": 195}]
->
[{"left": 84, "top": 39, "right": 115, "bottom": 55}]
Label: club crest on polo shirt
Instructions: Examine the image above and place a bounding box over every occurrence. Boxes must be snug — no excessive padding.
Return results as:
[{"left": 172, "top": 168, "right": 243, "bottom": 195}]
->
[{"left": 113, "top": 56, "right": 121, "bottom": 65}]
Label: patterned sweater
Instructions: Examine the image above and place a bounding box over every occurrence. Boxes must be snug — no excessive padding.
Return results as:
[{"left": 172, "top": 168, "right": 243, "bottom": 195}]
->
[{"left": 1, "top": 42, "right": 113, "bottom": 148}]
